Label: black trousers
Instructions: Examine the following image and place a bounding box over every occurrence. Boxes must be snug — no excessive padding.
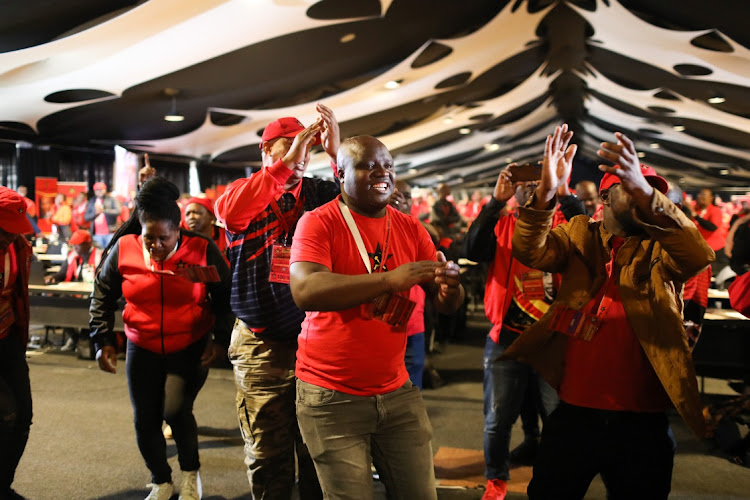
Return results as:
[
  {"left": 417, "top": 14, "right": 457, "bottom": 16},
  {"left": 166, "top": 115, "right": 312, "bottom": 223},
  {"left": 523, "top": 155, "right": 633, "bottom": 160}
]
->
[
  {"left": 0, "top": 334, "right": 32, "bottom": 493},
  {"left": 528, "top": 402, "right": 676, "bottom": 500},
  {"left": 126, "top": 337, "right": 208, "bottom": 484}
]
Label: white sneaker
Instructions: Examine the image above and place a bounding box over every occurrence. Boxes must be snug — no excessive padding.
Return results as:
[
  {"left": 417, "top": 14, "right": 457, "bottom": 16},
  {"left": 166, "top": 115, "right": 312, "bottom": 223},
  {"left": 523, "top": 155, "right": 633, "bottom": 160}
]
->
[
  {"left": 60, "top": 338, "right": 76, "bottom": 352},
  {"left": 145, "top": 482, "right": 173, "bottom": 500},
  {"left": 179, "top": 470, "right": 202, "bottom": 500}
]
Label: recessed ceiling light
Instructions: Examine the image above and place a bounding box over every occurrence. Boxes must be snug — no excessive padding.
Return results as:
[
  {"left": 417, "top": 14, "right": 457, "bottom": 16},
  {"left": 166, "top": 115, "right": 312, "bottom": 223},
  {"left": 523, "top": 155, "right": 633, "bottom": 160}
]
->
[
  {"left": 436, "top": 174, "right": 444, "bottom": 180},
  {"left": 164, "top": 114, "right": 184, "bottom": 122},
  {"left": 443, "top": 117, "right": 453, "bottom": 124},
  {"left": 720, "top": 169, "right": 729, "bottom": 175},
  {"left": 673, "top": 125, "right": 685, "bottom": 132},
  {"left": 637, "top": 152, "right": 646, "bottom": 158},
  {"left": 459, "top": 128, "right": 471, "bottom": 135},
  {"left": 408, "top": 168, "right": 417, "bottom": 175},
  {"left": 708, "top": 96, "right": 725, "bottom": 104},
  {"left": 649, "top": 143, "right": 660, "bottom": 149},
  {"left": 339, "top": 33, "right": 356, "bottom": 43},
  {"left": 384, "top": 80, "right": 401, "bottom": 90},
  {"left": 505, "top": 157, "right": 513, "bottom": 163},
  {"left": 484, "top": 143, "right": 499, "bottom": 151}
]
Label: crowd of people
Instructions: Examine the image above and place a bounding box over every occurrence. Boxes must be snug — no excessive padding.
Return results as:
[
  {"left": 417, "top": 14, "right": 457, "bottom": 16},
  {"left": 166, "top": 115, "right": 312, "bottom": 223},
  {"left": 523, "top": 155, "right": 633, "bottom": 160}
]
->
[{"left": 2, "top": 103, "right": 750, "bottom": 500}]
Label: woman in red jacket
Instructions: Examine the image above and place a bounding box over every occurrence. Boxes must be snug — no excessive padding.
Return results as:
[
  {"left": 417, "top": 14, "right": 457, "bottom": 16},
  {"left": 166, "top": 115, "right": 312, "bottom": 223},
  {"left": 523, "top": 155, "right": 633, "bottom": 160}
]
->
[{"left": 89, "top": 177, "right": 231, "bottom": 500}]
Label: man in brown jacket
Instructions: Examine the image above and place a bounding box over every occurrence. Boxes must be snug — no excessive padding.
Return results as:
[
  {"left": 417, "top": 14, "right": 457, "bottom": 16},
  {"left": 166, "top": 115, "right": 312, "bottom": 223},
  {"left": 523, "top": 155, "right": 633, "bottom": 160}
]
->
[{"left": 505, "top": 125, "right": 714, "bottom": 499}]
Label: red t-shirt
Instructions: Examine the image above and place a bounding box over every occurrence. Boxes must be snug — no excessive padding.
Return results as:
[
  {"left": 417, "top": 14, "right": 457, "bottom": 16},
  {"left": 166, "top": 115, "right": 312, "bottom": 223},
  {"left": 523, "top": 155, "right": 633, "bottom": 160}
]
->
[
  {"left": 291, "top": 199, "right": 437, "bottom": 396},
  {"left": 406, "top": 285, "right": 426, "bottom": 336},
  {"left": 559, "top": 240, "right": 670, "bottom": 412},
  {"left": 695, "top": 203, "right": 726, "bottom": 251}
]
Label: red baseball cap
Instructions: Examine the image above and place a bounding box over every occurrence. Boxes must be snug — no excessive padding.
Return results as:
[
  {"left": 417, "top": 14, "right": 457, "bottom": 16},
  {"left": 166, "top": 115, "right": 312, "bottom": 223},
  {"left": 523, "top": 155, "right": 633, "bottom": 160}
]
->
[
  {"left": 68, "top": 229, "right": 92, "bottom": 245},
  {"left": 93, "top": 182, "right": 107, "bottom": 191},
  {"left": 599, "top": 164, "right": 668, "bottom": 194},
  {"left": 259, "top": 117, "right": 320, "bottom": 148},
  {"left": 185, "top": 197, "right": 214, "bottom": 217},
  {"left": 0, "top": 187, "right": 34, "bottom": 234}
]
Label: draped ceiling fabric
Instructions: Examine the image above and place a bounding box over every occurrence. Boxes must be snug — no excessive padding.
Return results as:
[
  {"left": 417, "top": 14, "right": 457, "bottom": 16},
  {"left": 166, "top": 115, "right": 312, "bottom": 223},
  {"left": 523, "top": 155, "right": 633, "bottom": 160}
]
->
[{"left": 1, "top": 0, "right": 748, "bottom": 190}]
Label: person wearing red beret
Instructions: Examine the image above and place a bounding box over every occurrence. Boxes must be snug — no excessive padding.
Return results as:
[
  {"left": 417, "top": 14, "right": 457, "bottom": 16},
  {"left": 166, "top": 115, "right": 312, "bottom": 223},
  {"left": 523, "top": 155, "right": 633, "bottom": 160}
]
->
[
  {"left": 183, "top": 197, "right": 227, "bottom": 263},
  {"left": 0, "top": 186, "right": 35, "bottom": 500}
]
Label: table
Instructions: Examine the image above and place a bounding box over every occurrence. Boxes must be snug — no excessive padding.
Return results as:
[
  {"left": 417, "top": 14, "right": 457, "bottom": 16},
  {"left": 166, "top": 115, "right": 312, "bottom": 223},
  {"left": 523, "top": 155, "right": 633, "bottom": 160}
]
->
[
  {"left": 692, "top": 307, "right": 750, "bottom": 388},
  {"left": 708, "top": 288, "right": 732, "bottom": 309},
  {"left": 29, "top": 282, "right": 124, "bottom": 331},
  {"left": 34, "top": 253, "right": 66, "bottom": 262}
]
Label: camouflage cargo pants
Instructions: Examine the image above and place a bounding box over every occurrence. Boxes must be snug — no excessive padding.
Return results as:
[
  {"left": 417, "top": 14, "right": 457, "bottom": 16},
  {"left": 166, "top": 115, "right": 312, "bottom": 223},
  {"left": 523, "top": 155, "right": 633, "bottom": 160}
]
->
[{"left": 228, "top": 319, "right": 322, "bottom": 500}]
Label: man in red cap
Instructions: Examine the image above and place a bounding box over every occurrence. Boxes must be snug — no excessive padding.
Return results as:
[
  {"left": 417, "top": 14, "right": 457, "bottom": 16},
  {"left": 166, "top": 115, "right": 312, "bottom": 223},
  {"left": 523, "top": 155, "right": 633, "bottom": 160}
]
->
[
  {"left": 503, "top": 128, "right": 714, "bottom": 499},
  {"left": 84, "top": 182, "right": 121, "bottom": 249},
  {"left": 215, "top": 103, "right": 340, "bottom": 499},
  {"left": 183, "top": 197, "right": 227, "bottom": 262},
  {"left": 45, "top": 229, "right": 102, "bottom": 352},
  {"left": 0, "top": 186, "right": 34, "bottom": 500}
]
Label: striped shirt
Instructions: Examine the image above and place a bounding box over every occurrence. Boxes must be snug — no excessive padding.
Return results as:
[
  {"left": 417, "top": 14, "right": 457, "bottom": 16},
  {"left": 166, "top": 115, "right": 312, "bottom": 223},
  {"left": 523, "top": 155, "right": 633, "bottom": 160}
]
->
[{"left": 215, "top": 160, "right": 339, "bottom": 340}]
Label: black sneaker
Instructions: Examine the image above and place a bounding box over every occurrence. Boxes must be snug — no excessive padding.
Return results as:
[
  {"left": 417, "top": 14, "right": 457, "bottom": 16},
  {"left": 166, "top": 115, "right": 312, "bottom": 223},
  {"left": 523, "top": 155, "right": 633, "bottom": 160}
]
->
[{"left": 509, "top": 437, "right": 540, "bottom": 466}]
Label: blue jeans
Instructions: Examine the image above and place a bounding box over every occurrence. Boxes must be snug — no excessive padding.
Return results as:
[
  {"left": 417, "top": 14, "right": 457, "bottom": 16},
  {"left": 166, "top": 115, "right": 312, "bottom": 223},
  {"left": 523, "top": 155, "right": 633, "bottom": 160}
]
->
[
  {"left": 484, "top": 331, "right": 558, "bottom": 481},
  {"left": 528, "top": 402, "right": 676, "bottom": 500},
  {"left": 0, "top": 335, "right": 32, "bottom": 493},
  {"left": 126, "top": 338, "right": 208, "bottom": 484},
  {"left": 296, "top": 379, "right": 436, "bottom": 500},
  {"left": 92, "top": 233, "right": 113, "bottom": 249},
  {"left": 404, "top": 332, "right": 425, "bottom": 389}
]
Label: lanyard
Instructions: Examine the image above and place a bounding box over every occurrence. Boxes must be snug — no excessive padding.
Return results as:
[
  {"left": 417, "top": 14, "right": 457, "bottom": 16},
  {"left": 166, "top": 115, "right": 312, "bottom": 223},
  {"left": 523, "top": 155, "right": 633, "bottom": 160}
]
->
[
  {"left": 338, "top": 199, "right": 391, "bottom": 274},
  {"left": 141, "top": 238, "right": 179, "bottom": 273},
  {"left": 270, "top": 193, "right": 305, "bottom": 239}
]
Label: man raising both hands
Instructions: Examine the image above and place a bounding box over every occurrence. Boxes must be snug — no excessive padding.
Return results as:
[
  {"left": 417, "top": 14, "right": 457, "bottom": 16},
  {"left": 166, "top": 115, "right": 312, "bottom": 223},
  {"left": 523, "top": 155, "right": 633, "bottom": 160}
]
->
[
  {"left": 505, "top": 127, "right": 714, "bottom": 499},
  {"left": 215, "top": 103, "right": 341, "bottom": 499}
]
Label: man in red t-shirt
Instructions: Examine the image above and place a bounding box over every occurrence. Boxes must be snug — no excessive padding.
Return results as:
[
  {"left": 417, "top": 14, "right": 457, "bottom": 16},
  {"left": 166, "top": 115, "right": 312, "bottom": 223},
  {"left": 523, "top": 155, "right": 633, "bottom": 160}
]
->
[
  {"left": 505, "top": 127, "right": 714, "bottom": 499},
  {"left": 289, "top": 135, "right": 464, "bottom": 499}
]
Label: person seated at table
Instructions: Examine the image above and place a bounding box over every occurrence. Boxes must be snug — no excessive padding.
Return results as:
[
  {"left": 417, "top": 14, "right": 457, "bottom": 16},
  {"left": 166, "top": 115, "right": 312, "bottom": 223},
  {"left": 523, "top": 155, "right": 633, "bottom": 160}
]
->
[
  {"left": 183, "top": 197, "right": 227, "bottom": 263},
  {"left": 45, "top": 229, "right": 102, "bottom": 351}
]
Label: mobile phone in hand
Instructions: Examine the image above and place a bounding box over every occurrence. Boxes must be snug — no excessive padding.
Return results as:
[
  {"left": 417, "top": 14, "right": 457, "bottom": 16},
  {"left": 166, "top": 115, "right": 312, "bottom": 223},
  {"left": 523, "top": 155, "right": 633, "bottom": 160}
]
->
[{"left": 508, "top": 162, "right": 542, "bottom": 182}]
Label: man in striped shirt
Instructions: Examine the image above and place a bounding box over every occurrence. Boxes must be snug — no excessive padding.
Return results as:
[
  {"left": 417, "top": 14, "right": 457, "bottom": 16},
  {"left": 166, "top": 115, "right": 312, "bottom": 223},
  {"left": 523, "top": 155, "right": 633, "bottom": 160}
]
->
[{"left": 215, "top": 103, "right": 340, "bottom": 500}]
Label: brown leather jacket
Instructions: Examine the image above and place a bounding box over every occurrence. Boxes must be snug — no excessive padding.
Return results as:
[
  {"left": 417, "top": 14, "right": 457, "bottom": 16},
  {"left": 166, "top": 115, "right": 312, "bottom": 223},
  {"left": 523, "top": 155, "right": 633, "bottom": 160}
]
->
[{"left": 505, "top": 190, "right": 715, "bottom": 437}]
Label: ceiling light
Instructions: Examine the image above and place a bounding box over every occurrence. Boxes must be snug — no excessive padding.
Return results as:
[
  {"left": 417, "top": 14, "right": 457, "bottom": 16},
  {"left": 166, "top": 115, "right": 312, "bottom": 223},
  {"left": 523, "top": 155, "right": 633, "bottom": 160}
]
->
[
  {"left": 637, "top": 152, "right": 646, "bottom": 158},
  {"left": 459, "top": 128, "right": 471, "bottom": 135},
  {"left": 673, "top": 125, "right": 685, "bottom": 132},
  {"left": 720, "top": 169, "right": 729, "bottom": 175},
  {"left": 384, "top": 80, "right": 401, "bottom": 90},
  {"left": 443, "top": 117, "right": 453, "bottom": 124},
  {"left": 505, "top": 157, "right": 513, "bottom": 163},
  {"left": 163, "top": 88, "right": 184, "bottom": 122},
  {"left": 649, "top": 143, "right": 660, "bottom": 149},
  {"left": 708, "top": 96, "right": 725, "bottom": 104},
  {"left": 339, "top": 33, "right": 356, "bottom": 43},
  {"left": 484, "top": 143, "right": 499, "bottom": 152},
  {"left": 408, "top": 168, "right": 418, "bottom": 175},
  {"left": 436, "top": 174, "right": 444, "bottom": 181}
]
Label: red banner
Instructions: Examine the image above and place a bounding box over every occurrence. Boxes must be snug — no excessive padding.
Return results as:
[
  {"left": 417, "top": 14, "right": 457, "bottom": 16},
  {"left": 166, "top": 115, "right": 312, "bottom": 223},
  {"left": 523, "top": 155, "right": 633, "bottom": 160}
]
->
[{"left": 35, "top": 177, "right": 58, "bottom": 233}]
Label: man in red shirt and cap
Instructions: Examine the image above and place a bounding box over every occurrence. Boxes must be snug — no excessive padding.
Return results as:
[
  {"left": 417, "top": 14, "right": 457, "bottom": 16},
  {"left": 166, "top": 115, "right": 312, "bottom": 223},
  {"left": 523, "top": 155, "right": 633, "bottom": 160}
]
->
[
  {"left": 0, "top": 186, "right": 35, "bottom": 500},
  {"left": 504, "top": 127, "right": 714, "bottom": 499},
  {"left": 215, "top": 103, "right": 340, "bottom": 499}
]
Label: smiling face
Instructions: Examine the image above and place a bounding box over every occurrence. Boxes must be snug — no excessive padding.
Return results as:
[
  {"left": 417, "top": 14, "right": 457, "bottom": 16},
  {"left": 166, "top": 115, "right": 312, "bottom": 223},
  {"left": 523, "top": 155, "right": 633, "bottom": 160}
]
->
[
  {"left": 338, "top": 136, "right": 395, "bottom": 217},
  {"left": 141, "top": 218, "right": 180, "bottom": 262}
]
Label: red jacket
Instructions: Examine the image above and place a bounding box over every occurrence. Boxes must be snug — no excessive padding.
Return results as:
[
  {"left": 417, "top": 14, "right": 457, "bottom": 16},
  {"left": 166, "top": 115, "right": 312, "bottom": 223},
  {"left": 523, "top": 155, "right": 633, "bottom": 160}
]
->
[
  {"left": 90, "top": 231, "right": 232, "bottom": 354},
  {"left": 0, "top": 238, "right": 32, "bottom": 346}
]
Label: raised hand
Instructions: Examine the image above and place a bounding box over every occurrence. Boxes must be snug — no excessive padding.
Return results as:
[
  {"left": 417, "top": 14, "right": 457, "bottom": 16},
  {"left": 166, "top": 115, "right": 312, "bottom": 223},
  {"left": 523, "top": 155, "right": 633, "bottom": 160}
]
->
[
  {"left": 597, "top": 132, "right": 652, "bottom": 197},
  {"left": 317, "top": 103, "right": 340, "bottom": 161},
  {"left": 282, "top": 118, "right": 324, "bottom": 169},
  {"left": 536, "top": 124, "right": 576, "bottom": 206},
  {"left": 493, "top": 167, "right": 516, "bottom": 203},
  {"left": 434, "top": 251, "right": 461, "bottom": 300}
]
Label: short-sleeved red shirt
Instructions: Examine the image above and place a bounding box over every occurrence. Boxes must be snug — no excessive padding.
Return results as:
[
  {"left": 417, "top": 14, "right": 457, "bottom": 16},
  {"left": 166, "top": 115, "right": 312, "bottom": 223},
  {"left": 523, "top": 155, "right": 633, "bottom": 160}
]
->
[{"left": 291, "top": 197, "right": 436, "bottom": 396}]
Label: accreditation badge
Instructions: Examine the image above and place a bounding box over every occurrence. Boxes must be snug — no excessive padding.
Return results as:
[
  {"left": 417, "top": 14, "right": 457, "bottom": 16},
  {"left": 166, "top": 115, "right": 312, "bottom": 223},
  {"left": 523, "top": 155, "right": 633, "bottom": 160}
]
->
[
  {"left": 520, "top": 270, "right": 545, "bottom": 300},
  {"left": 549, "top": 305, "right": 599, "bottom": 342},
  {"left": 269, "top": 244, "right": 292, "bottom": 284}
]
